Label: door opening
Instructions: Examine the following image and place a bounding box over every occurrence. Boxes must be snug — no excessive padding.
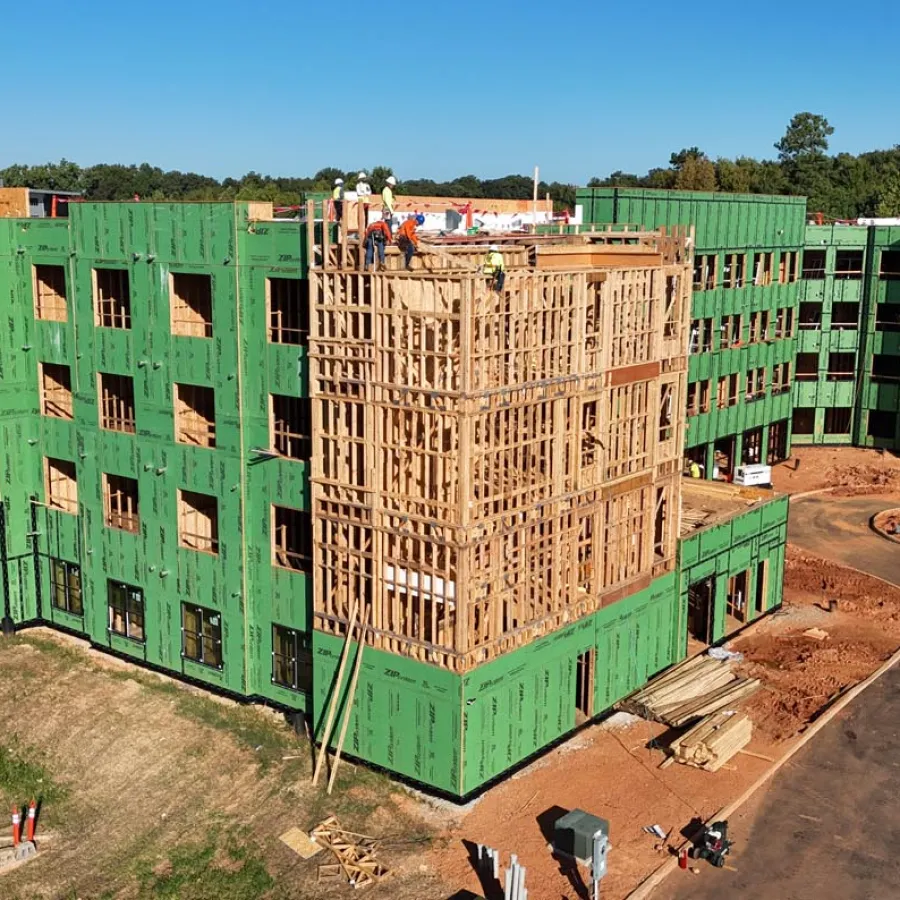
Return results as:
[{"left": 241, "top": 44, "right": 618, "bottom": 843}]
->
[
  {"left": 687, "top": 576, "right": 714, "bottom": 644},
  {"left": 726, "top": 570, "right": 749, "bottom": 629},
  {"left": 755, "top": 560, "right": 768, "bottom": 614},
  {"left": 575, "top": 650, "right": 595, "bottom": 723}
]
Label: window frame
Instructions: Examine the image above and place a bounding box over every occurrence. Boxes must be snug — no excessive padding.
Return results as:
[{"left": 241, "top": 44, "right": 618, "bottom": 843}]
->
[
  {"left": 33, "top": 264, "right": 69, "bottom": 322},
  {"left": 170, "top": 272, "right": 214, "bottom": 338},
  {"left": 45, "top": 456, "right": 79, "bottom": 514},
  {"left": 181, "top": 602, "right": 223, "bottom": 669},
  {"left": 93, "top": 267, "right": 132, "bottom": 329},
  {"left": 271, "top": 504, "right": 313, "bottom": 573},
  {"left": 98, "top": 372, "right": 136, "bottom": 434},
  {"left": 271, "top": 624, "right": 312, "bottom": 693},
  {"left": 39, "top": 362, "right": 74, "bottom": 420},
  {"left": 108, "top": 579, "right": 145, "bottom": 642},
  {"left": 103, "top": 473, "right": 140, "bottom": 533},
  {"left": 177, "top": 489, "right": 219, "bottom": 555},
  {"left": 270, "top": 394, "right": 312, "bottom": 460},
  {"left": 50, "top": 558, "right": 83, "bottom": 616}
]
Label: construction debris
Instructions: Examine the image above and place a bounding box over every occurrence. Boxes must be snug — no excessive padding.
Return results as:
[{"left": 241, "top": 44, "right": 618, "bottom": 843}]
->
[
  {"left": 802, "top": 627, "right": 830, "bottom": 641},
  {"left": 311, "top": 816, "right": 390, "bottom": 888},
  {"left": 279, "top": 826, "right": 323, "bottom": 859},
  {"left": 662, "top": 712, "right": 753, "bottom": 771},
  {"left": 622, "top": 654, "right": 761, "bottom": 728}
]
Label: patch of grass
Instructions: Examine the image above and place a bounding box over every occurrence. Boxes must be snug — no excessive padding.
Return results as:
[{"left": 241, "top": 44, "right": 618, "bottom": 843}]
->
[
  {"left": 136, "top": 828, "right": 273, "bottom": 900},
  {"left": 0, "top": 733, "right": 68, "bottom": 826},
  {"left": 171, "top": 693, "right": 300, "bottom": 774}
]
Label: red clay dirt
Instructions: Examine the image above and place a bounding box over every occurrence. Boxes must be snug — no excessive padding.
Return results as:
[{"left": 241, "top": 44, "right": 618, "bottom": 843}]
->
[
  {"left": 428, "top": 531, "right": 900, "bottom": 899},
  {"left": 771, "top": 445, "right": 900, "bottom": 496}
]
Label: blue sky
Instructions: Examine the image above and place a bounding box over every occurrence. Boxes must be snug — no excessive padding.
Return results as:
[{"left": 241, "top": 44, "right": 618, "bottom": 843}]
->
[{"left": 4, "top": 0, "right": 898, "bottom": 184}]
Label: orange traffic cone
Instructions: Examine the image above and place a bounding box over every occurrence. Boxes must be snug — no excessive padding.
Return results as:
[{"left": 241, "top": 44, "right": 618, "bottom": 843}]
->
[
  {"left": 26, "top": 800, "right": 36, "bottom": 842},
  {"left": 11, "top": 806, "right": 21, "bottom": 847}
]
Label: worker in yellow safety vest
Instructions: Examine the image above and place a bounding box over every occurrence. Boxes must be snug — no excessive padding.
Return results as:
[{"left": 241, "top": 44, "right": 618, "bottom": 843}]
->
[
  {"left": 689, "top": 461, "right": 703, "bottom": 478},
  {"left": 331, "top": 178, "right": 344, "bottom": 223},
  {"left": 381, "top": 176, "right": 397, "bottom": 223},
  {"left": 482, "top": 244, "right": 505, "bottom": 292}
]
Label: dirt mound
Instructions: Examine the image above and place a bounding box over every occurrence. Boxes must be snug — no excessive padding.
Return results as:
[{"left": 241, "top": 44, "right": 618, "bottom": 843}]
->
[
  {"left": 784, "top": 545, "right": 900, "bottom": 623},
  {"left": 827, "top": 464, "right": 900, "bottom": 497},
  {"left": 737, "top": 632, "right": 892, "bottom": 741}
]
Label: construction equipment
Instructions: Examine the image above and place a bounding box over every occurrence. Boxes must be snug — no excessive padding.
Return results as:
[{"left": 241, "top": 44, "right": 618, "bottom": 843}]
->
[{"left": 688, "top": 820, "right": 733, "bottom": 868}]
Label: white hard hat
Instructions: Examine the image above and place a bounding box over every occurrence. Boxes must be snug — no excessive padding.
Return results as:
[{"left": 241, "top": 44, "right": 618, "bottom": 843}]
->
[
  {"left": 386, "top": 176, "right": 397, "bottom": 186},
  {"left": 334, "top": 178, "right": 343, "bottom": 185},
  {"left": 358, "top": 171, "right": 367, "bottom": 180},
  {"left": 489, "top": 244, "right": 500, "bottom": 251}
]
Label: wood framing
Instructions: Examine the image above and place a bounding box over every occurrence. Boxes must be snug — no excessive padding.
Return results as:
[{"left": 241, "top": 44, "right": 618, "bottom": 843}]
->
[{"left": 308, "top": 227, "right": 692, "bottom": 671}]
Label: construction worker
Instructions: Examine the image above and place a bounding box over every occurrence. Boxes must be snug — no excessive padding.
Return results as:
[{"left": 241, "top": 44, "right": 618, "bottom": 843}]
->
[
  {"left": 332, "top": 178, "right": 344, "bottom": 223},
  {"left": 356, "top": 172, "right": 372, "bottom": 203},
  {"left": 396, "top": 214, "right": 424, "bottom": 270},
  {"left": 689, "top": 460, "right": 703, "bottom": 479},
  {"left": 482, "top": 244, "right": 506, "bottom": 291},
  {"left": 364, "top": 217, "right": 393, "bottom": 271},
  {"left": 382, "top": 175, "right": 397, "bottom": 223}
]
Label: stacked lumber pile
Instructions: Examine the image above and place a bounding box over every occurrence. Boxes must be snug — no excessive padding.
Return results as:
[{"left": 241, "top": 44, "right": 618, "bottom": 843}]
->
[
  {"left": 623, "top": 654, "right": 760, "bottom": 728},
  {"left": 662, "top": 711, "right": 753, "bottom": 771},
  {"left": 679, "top": 507, "right": 711, "bottom": 536},
  {"left": 311, "top": 816, "right": 390, "bottom": 888}
]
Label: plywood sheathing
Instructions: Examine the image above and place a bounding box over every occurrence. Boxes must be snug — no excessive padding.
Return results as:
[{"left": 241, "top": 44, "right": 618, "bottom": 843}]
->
[{"left": 309, "top": 228, "right": 693, "bottom": 672}]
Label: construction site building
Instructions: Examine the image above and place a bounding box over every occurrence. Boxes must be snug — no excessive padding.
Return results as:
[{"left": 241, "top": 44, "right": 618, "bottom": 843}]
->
[
  {"left": 0, "top": 198, "right": 788, "bottom": 797},
  {"left": 578, "top": 188, "right": 807, "bottom": 479},
  {"left": 792, "top": 223, "right": 900, "bottom": 448}
]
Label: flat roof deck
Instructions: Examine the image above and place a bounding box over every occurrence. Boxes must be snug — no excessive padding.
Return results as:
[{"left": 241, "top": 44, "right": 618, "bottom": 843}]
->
[{"left": 680, "top": 479, "right": 781, "bottom": 537}]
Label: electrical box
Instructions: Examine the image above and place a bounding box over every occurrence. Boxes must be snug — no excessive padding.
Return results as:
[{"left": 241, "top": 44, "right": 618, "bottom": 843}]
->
[{"left": 553, "top": 809, "right": 609, "bottom": 862}]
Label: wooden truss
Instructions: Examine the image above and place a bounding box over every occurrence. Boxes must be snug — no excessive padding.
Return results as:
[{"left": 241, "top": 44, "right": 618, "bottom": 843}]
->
[{"left": 308, "top": 222, "right": 693, "bottom": 672}]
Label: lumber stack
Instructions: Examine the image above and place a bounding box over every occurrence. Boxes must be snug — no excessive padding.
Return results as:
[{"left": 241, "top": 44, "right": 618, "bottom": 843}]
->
[
  {"left": 665, "top": 711, "right": 753, "bottom": 771},
  {"left": 679, "top": 507, "right": 711, "bottom": 536},
  {"left": 311, "top": 816, "right": 390, "bottom": 888},
  {"left": 623, "top": 654, "right": 760, "bottom": 727}
]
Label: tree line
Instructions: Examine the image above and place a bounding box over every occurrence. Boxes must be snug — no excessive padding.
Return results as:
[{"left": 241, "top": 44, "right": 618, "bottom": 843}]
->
[{"left": 2, "top": 114, "right": 897, "bottom": 219}]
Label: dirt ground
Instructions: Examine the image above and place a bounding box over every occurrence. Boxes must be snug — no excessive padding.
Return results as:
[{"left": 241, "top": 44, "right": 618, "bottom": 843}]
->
[
  {"left": 0, "top": 631, "right": 440, "bottom": 900},
  {"left": 771, "top": 445, "right": 900, "bottom": 496}
]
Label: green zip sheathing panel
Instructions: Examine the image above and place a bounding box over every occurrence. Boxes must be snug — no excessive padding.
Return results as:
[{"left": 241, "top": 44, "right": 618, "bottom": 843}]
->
[
  {"left": 794, "top": 225, "right": 900, "bottom": 449},
  {"left": 460, "top": 572, "right": 679, "bottom": 794},
  {"left": 313, "top": 573, "right": 681, "bottom": 796},
  {"left": 575, "top": 187, "right": 806, "bottom": 477},
  {"left": 0, "top": 203, "right": 314, "bottom": 708},
  {"left": 678, "top": 494, "right": 788, "bottom": 645},
  {"left": 0, "top": 218, "right": 67, "bottom": 623},
  {"left": 576, "top": 188, "right": 807, "bottom": 252}
]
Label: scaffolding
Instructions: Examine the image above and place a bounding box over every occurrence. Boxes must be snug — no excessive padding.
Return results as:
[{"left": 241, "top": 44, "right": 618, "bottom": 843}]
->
[{"left": 308, "top": 222, "right": 693, "bottom": 671}]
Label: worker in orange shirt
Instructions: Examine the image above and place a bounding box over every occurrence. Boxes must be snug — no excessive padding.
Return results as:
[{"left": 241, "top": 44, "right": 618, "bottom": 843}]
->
[
  {"left": 396, "top": 214, "right": 424, "bottom": 270},
  {"left": 364, "top": 217, "right": 393, "bottom": 270}
]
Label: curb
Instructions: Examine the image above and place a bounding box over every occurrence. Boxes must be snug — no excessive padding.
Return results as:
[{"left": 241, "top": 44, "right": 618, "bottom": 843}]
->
[
  {"left": 787, "top": 487, "right": 835, "bottom": 501},
  {"left": 626, "top": 643, "right": 900, "bottom": 899}
]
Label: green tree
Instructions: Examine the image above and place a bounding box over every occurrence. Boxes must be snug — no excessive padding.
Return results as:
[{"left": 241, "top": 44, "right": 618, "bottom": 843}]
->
[
  {"left": 775, "top": 112, "right": 834, "bottom": 162},
  {"left": 674, "top": 154, "right": 717, "bottom": 191}
]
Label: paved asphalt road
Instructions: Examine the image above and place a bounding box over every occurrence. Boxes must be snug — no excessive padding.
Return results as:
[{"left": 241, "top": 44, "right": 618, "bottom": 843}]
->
[
  {"left": 663, "top": 663, "right": 900, "bottom": 900},
  {"left": 787, "top": 495, "right": 900, "bottom": 584}
]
